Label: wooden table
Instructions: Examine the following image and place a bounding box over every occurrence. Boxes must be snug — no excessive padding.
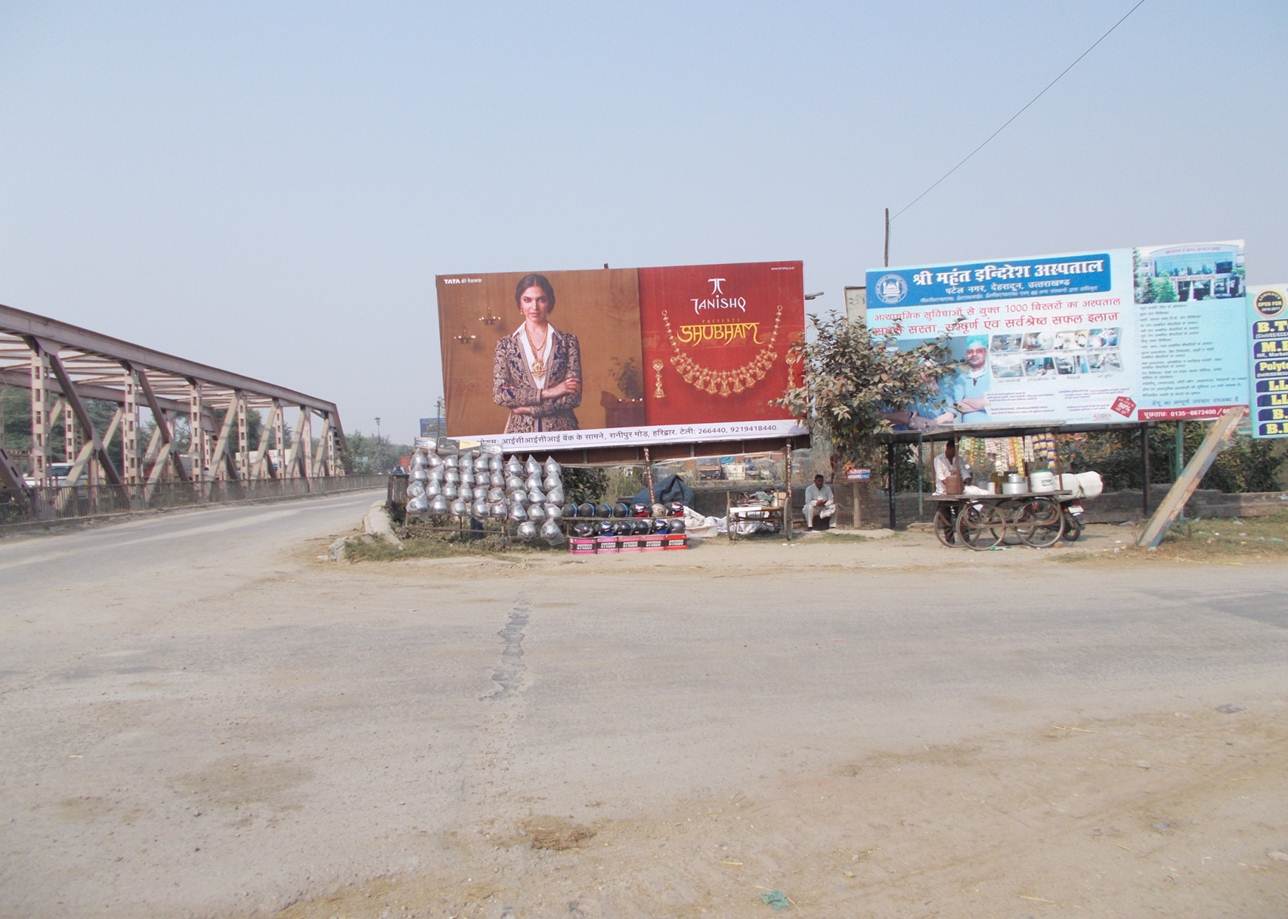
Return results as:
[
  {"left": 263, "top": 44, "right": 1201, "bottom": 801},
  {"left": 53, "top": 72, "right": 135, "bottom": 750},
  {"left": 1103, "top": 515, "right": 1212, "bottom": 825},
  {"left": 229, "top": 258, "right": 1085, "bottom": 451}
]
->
[{"left": 928, "top": 492, "right": 1071, "bottom": 550}]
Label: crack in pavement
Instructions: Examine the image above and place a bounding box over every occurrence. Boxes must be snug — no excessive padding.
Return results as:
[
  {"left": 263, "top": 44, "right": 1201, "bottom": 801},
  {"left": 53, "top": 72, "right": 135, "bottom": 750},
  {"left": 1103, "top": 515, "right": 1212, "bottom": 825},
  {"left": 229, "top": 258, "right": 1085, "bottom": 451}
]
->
[{"left": 483, "top": 599, "right": 529, "bottom": 702}]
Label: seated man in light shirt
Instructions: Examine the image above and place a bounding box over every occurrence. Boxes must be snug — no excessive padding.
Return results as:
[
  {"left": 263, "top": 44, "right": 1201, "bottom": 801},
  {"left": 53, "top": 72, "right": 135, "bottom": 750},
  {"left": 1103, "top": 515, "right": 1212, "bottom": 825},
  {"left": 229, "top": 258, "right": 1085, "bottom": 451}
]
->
[{"left": 803, "top": 474, "right": 836, "bottom": 530}]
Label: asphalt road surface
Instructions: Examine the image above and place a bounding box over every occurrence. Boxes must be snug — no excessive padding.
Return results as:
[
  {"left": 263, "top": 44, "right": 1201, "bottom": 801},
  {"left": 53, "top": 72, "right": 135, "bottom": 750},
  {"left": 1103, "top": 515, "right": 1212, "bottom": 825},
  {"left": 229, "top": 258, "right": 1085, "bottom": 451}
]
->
[{"left": 2, "top": 502, "right": 1286, "bottom": 917}]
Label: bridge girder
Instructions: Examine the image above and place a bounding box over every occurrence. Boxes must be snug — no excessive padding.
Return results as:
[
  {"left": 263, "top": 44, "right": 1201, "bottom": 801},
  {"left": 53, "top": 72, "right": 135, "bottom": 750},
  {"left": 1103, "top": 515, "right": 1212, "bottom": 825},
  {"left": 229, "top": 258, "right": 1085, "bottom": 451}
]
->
[{"left": 1, "top": 303, "right": 348, "bottom": 491}]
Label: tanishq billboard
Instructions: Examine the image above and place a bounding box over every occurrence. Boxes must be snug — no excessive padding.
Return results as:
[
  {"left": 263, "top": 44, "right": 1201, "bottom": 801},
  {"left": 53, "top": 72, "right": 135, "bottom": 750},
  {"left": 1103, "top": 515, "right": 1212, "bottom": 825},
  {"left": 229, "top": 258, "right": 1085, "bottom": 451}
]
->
[{"left": 435, "top": 261, "right": 807, "bottom": 450}]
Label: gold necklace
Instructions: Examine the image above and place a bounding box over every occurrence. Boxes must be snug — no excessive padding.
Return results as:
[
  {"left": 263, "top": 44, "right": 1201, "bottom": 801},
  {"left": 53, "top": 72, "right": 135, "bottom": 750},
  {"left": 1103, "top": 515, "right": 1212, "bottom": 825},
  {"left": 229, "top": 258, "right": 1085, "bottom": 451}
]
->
[
  {"left": 525, "top": 325, "right": 548, "bottom": 375},
  {"left": 661, "top": 306, "right": 782, "bottom": 397}
]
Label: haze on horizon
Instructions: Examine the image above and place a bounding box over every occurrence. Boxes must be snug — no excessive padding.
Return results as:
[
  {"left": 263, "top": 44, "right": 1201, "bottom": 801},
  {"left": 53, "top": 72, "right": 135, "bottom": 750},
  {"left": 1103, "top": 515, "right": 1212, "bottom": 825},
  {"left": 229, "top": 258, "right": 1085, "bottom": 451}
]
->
[{"left": 2, "top": 1, "right": 1284, "bottom": 440}]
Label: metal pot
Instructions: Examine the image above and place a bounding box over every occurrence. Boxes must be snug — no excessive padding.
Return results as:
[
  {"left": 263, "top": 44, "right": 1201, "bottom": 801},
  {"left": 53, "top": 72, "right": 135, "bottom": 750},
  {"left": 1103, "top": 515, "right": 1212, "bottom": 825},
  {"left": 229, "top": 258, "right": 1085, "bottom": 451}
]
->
[
  {"left": 407, "top": 480, "right": 427, "bottom": 499},
  {"left": 525, "top": 457, "right": 540, "bottom": 475},
  {"left": 425, "top": 480, "right": 442, "bottom": 498},
  {"left": 527, "top": 488, "right": 545, "bottom": 505},
  {"left": 410, "top": 467, "right": 429, "bottom": 482},
  {"left": 473, "top": 485, "right": 489, "bottom": 501},
  {"left": 527, "top": 503, "right": 545, "bottom": 522},
  {"left": 542, "top": 474, "right": 562, "bottom": 492},
  {"left": 429, "top": 495, "right": 449, "bottom": 515},
  {"left": 444, "top": 468, "right": 460, "bottom": 485},
  {"left": 1001, "top": 481, "right": 1028, "bottom": 495}
]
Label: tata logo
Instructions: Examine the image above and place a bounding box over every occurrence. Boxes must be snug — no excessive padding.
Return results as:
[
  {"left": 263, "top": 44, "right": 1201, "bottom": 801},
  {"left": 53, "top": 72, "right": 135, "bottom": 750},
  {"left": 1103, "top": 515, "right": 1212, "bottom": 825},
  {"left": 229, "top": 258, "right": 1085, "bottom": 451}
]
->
[
  {"left": 874, "top": 273, "right": 909, "bottom": 305},
  {"left": 691, "top": 276, "right": 747, "bottom": 314}
]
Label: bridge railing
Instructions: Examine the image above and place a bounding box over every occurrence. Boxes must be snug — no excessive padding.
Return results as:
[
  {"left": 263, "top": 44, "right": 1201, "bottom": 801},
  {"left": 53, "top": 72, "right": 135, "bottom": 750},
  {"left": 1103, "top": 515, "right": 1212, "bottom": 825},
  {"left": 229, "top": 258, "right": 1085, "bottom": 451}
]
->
[{"left": 0, "top": 475, "right": 386, "bottom": 525}]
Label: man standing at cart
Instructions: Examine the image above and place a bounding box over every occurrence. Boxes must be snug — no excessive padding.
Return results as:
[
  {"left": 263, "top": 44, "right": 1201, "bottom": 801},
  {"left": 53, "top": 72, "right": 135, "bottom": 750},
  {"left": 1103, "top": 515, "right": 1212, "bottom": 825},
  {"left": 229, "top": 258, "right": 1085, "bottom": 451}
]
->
[{"left": 933, "top": 439, "right": 969, "bottom": 495}]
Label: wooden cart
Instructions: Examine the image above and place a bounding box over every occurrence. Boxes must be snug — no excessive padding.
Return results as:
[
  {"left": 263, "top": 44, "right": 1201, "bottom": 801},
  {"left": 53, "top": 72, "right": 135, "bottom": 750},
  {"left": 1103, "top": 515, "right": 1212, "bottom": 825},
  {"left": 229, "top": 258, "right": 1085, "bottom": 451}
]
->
[{"left": 928, "top": 492, "right": 1070, "bottom": 550}]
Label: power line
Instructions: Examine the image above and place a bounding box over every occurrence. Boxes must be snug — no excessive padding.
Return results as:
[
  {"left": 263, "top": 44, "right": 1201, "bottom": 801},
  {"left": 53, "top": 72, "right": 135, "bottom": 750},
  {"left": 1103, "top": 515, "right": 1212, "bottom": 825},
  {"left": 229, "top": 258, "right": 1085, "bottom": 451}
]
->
[{"left": 891, "top": 0, "right": 1147, "bottom": 222}]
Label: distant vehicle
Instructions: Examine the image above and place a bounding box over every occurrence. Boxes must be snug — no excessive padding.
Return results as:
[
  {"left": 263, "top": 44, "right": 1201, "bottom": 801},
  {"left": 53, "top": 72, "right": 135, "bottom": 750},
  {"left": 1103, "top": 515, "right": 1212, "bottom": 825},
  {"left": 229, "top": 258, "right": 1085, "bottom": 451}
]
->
[{"left": 23, "top": 462, "right": 74, "bottom": 488}]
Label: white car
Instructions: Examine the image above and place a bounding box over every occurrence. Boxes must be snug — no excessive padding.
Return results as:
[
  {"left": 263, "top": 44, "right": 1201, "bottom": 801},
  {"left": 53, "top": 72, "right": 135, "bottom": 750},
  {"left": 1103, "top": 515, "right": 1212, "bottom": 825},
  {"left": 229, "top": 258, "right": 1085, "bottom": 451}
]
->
[{"left": 23, "top": 462, "right": 74, "bottom": 488}]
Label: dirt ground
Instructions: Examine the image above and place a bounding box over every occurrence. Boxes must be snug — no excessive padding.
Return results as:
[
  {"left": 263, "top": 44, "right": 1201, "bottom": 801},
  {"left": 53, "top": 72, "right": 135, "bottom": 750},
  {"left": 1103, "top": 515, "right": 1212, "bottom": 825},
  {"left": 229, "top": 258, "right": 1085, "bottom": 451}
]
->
[
  {"left": 276, "top": 704, "right": 1288, "bottom": 918},
  {"left": 3, "top": 501, "right": 1287, "bottom": 918}
]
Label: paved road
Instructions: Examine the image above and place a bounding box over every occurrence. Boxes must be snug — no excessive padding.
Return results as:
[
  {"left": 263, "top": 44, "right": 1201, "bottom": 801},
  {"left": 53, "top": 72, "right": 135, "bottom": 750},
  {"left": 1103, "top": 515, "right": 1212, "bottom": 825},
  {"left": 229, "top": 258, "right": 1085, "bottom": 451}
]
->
[{"left": 2, "top": 508, "right": 1286, "bottom": 917}]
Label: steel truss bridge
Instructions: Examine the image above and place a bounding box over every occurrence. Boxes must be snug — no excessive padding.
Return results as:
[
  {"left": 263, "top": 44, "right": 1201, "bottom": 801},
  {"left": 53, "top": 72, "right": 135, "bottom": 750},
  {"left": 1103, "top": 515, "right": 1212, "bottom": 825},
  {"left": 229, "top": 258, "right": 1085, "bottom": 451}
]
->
[{"left": 0, "top": 303, "right": 353, "bottom": 518}]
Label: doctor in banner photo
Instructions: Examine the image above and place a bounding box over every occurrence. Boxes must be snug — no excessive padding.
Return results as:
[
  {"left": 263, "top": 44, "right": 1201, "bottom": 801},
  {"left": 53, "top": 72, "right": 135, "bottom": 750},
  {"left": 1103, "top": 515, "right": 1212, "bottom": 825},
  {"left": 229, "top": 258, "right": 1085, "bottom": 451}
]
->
[{"left": 865, "top": 240, "right": 1248, "bottom": 430}]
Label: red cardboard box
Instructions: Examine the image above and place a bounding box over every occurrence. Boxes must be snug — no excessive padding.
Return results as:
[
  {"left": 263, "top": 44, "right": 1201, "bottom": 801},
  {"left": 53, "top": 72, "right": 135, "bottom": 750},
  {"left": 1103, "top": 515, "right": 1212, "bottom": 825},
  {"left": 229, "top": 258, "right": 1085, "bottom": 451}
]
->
[
  {"left": 663, "top": 534, "right": 688, "bottom": 550},
  {"left": 568, "top": 537, "right": 596, "bottom": 555},
  {"left": 617, "top": 536, "right": 643, "bottom": 552},
  {"left": 594, "top": 536, "right": 620, "bottom": 554}
]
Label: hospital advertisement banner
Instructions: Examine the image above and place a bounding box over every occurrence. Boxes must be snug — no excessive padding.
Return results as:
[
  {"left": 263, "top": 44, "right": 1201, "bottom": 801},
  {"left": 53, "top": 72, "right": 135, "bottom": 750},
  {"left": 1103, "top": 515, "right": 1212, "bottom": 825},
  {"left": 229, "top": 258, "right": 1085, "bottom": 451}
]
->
[
  {"left": 865, "top": 240, "right": 1249, "bottom": 431},
  {"left": 1248, "top": 284, "right": 1288, "bottom": 439},
  {"left": 435, "top": 261, "right": 807, "bottom": 451}
]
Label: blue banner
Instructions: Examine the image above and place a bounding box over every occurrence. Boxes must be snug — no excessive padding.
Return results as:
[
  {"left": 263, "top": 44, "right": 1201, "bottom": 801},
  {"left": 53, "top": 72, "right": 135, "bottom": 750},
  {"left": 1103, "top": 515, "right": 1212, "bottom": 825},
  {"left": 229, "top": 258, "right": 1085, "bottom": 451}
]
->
[{"left": 867, "top": 253, "right": 1113, "bottom": 308}]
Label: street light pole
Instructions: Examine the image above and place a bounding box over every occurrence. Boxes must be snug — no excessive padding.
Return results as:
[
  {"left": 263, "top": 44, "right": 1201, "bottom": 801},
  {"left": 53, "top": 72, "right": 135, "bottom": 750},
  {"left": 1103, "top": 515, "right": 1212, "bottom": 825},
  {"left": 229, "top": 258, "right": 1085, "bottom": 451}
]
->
[{"left": 374, "top": 417, "right": 382, "bottom": 474}]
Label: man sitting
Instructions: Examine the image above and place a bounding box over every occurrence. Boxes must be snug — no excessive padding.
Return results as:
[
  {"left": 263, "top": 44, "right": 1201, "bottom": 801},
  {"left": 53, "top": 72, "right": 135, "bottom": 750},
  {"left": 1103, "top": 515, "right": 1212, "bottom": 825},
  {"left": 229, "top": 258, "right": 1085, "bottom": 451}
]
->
[{"left": 803, "top": 474, "right": 836, "bottom": 530}]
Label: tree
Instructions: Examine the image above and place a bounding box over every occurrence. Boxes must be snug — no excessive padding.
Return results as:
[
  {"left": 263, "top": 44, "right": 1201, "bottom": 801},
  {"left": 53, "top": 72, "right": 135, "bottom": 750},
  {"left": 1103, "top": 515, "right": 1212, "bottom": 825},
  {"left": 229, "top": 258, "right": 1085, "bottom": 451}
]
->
[{"left": 776, "top": 312, "right": 953, "bottom": 470}]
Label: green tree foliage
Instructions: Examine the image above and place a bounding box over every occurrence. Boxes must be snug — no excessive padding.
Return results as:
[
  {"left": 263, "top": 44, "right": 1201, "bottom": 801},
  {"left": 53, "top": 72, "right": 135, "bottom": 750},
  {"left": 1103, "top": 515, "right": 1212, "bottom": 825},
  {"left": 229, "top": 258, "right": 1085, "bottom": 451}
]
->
[
  {"left": 1068, "top": 423, "right": 1286, "bottom": 493},
  {"left": 776, "top": 312, "right": 953, "bottom": 468},
  {"left": 1151, "top": 277, "right": 1177, "bottom": 303},
  {"left": 345, "top": 430, "right": 410, "bottom": 474}
]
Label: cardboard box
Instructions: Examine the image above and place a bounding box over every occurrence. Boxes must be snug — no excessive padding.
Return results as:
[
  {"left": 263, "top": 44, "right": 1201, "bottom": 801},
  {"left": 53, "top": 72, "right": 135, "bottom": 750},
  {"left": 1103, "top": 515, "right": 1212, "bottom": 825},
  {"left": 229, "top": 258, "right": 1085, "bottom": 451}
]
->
[
  {"left": 568, "top": 537, "right": 596, "bottom": 555},
  {"left": 663, "top": 534, "right": 688, "bottom": 550},
  {"left": 594, "top": 536, "right": 620, "bottom": 554},
  {"left": 617, "top": 536, "right": 642, "bottom": 552}
]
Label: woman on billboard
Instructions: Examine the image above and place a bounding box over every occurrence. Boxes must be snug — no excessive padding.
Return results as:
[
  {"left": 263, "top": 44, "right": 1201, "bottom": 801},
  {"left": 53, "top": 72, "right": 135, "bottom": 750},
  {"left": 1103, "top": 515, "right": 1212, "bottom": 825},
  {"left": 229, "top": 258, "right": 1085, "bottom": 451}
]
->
[{"left": 492, "top": 273, "right": 583, "bottom": 433}]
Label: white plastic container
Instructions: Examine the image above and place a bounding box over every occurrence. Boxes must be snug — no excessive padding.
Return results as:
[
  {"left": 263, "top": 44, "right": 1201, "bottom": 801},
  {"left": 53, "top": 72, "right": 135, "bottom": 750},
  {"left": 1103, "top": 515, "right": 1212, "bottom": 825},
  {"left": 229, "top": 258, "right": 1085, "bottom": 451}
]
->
[{"left": 1029, "top": 470, "right": 1057, "bottom": 494}]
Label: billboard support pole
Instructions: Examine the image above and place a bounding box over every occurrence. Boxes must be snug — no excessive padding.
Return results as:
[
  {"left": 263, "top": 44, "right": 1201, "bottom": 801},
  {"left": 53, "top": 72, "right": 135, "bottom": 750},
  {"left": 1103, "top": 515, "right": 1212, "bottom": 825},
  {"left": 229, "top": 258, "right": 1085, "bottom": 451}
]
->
[
  {"left": 1139, "top": 423, "right": 1151, "bottom": 516},
  {"left": 643, "top": 446, "right": 655, "bottom": 505},
  {"left": 783, "top": 441, "right": 793, "bottom": 540},
  {"left": 886, "top": 441, "right": 897, "bottom": 530},
  {"left": 1137, "top": 408, "right": 1245, "bottom": 549}
]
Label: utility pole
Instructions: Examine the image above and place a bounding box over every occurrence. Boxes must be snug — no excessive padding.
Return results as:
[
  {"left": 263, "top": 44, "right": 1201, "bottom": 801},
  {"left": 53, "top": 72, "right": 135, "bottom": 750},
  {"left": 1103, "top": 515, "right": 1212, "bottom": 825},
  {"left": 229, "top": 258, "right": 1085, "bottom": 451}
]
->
[
  {"left": 883, "top": 207, "right": 891, "bottom": 267},
  {"left": 374, "top": 416, "right": 382, "bottom": 474},
  {"left": 435, "top": 397, "right": 444, "bottom": 437}
]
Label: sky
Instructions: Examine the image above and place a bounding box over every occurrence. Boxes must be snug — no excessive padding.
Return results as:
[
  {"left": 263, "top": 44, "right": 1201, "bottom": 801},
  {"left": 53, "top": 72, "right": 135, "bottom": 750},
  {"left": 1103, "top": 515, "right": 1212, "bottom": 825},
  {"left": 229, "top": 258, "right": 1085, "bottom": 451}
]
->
[{"left": 2, "top": 1, "right": 1285, "bottom": 441}]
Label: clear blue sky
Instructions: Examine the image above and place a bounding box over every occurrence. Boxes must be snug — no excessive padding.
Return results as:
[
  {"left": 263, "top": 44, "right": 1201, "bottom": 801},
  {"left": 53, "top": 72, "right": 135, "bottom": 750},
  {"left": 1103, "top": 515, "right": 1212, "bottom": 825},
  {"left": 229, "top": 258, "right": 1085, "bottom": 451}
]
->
[{"left": 2, "top": 1, "right": 1284, "bottom": 440}]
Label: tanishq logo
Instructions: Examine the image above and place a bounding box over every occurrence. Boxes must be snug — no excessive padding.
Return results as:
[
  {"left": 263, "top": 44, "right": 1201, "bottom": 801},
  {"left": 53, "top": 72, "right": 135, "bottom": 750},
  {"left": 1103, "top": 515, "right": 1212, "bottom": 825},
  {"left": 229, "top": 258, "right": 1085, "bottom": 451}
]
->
[{"left": 691, "top": 276, "right": 747, "bottom": 314}]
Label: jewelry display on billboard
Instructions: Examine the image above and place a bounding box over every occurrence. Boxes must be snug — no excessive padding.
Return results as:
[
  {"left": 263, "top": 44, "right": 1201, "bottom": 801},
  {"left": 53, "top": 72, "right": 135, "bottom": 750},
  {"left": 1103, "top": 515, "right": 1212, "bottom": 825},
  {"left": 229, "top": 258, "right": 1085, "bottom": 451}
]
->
[
  {"left": 660, "top": 305, "right": 782, "bottom": 397},
  {"left": 651, "top": 359, "right": 666, "bottom": 399},
  {"left": 525, "top": 327, "right": 548, "bottom": 376}
]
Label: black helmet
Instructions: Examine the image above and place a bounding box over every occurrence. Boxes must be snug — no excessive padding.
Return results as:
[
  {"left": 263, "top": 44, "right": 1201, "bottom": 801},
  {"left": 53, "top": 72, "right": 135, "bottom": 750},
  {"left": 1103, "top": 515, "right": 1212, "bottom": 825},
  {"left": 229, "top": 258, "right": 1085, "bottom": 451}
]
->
[
  {"left": 613, "top": 520, "right": 632, "bottom": 536},
  {"left": 612, "top": 502, "right": 629, "bottom": 518},
  {"left": 597, "top": 520, "right": 616, "bottom": 536},
  {"left": 651, "top": 518, "right": 672, "bottom": 534},
  {"left": 572, "top": 521, "right": 595, "bottom": 538},
  {"left": 631, "top": 503, "right": 650, "bottom": 518},
  {"left": 579, "top": 502, "right": 596, "bottom": 518},
  {"left": 669, "top": 519, "right": 686, "bottom": 534},
  {"left": 596, "top": 503, "right": 613, "bottom": 519},
  {"left": 633, "top": 519, "right": 651, "bottom": 536},
  {"left": 563, "top": 502, "right": 578, "bottom": 518}
]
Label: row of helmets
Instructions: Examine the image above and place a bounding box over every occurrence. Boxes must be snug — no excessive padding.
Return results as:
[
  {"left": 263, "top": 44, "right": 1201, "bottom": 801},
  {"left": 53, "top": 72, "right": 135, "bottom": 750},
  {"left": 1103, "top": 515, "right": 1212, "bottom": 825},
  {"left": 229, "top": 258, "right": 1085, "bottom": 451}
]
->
[
  {"left": 406, "top": 448, "right": 566, "bottom": 542},
  {"left": 570, "top": 518, "right": 686, "bottom": 538}
]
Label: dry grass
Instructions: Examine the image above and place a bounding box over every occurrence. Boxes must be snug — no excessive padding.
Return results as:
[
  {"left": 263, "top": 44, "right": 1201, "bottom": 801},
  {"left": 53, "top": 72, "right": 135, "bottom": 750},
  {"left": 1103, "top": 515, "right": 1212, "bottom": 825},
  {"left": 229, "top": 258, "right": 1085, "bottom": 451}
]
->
[
  {"left": 345, "top": 530, "right": 537, "bottom": 562},
  {"left": 1059, "top": 512, "right": 1288, "bottom": 565}
]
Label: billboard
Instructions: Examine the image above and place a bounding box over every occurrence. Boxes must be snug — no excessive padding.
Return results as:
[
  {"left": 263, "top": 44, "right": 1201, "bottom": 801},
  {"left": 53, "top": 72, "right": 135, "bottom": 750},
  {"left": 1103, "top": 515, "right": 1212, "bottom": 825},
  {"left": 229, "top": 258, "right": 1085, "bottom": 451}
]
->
[
  {"left": 435, "top": 261, "right": 808, "bottom": 450},
  {"left": 865, "top": 240, "right": 1249, "bottom": 431},
  {"left": 1248, "top": 284, "right": 1288, "bottom": 438}
]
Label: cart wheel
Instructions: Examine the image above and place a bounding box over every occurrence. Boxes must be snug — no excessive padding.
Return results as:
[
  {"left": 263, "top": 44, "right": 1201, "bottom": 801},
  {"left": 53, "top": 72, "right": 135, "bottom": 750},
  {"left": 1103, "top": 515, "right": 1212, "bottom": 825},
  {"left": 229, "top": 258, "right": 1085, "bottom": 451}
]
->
[
  {"left": 1012, "top": 497, "right": 1064, "bottom": 548},
  {"left": 1061, "top": 510, "right": 1084, "bottom": 542},
  {"left": 933, "top": 506, "right": 958, "bottom": 547},
  {"left": 956, "top": 501, "right": 1004, "bottom": 550}
]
